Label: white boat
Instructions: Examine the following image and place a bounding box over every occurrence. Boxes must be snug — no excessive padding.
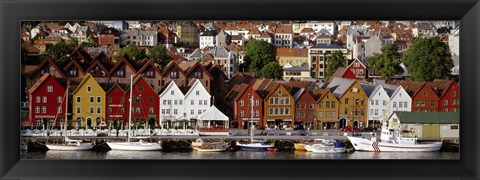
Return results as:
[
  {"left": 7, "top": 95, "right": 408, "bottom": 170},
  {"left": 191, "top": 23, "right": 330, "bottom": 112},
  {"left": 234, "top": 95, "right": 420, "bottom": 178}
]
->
[
  {"left": 347, "top": 107, "right": 442, "bottom": 152},
  {"left": 236, "top": 95, "right": 274, "bottom": 151},
  {"left": 106, "top": 75, "right": 162, "bottom": 151},
  {"left": 192, "top": 139, "right": 229, "bottom": 152},
  {"left": 46, "top": 85, "right": 93, "bottom": 151},
  {"left": 305, "top": 141, "right": 346, "bottom": 154}
]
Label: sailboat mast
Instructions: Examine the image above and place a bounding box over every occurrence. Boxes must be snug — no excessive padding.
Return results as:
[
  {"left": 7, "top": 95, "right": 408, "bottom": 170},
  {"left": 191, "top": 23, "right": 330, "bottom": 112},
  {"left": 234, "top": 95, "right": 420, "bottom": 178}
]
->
[
  {"left": 250, "top": 95, "right": 254, "bottom": 143},
  {"left": 128, "top": 74, "right": 133, "bottom": 143},
  {"left": 64, "top": 84, "right": 68, "bottom": 142}
]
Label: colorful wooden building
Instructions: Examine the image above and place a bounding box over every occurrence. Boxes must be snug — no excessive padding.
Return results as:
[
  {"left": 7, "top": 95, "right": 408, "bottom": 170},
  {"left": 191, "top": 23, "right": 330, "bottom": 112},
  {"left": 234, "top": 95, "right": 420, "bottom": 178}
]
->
[
  {"left": 127, "top": 75, "right": 160, "bottom": 127},
  {"left": 105, "top": 83, "right": 127, "bottom": 127},
  {"left": 293, "top": 88, "right": 316, "bottom": 129},
  {"left": 28, "top": 73, "right": 66, "bottom": 128},
  {"left": 393, "top": 81, "right": 440, "bottom": 112},
  {"left": 72, "top": 73, "right": 106, "bottom": 128},
  {"left": 314, "top": 88, "right": 339, "bottom": 130},
  {"left": 263, "top": 83, "right": 295, "bottom": 130},
  {"left": 428, "top": 79, "right": 460, "bottom": 112}
]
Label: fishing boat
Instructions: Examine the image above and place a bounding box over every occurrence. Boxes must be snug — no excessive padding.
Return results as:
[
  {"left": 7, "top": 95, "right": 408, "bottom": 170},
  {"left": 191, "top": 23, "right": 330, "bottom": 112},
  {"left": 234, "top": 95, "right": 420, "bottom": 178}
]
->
[
  {"left": 294, "top": 142, "right": 307, "bottom": 151},
  {"left": 192, "top": 139, "right": 229, "bottom": 152},
  {"left": 347, "top": 108, "right": 442, "bottom": 152},
  {"left": 46, "top": 85, "right": 93, "bottom": 151},
  {"left": 236, "top": 95, "right": 274, "bottom": 151},
  {"left": 106, "top": 75, "right": 162, "bottom": 151}
]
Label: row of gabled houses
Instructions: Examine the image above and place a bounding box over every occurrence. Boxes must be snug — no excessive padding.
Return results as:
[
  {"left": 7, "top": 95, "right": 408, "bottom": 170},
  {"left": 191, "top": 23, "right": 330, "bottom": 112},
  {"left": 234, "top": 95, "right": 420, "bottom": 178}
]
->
[
  {"left": 28, "top": 72, "right": 229, "bottom": 130},
  {"left": 226, "top": 72, "right": 460, "bottom": 130}
]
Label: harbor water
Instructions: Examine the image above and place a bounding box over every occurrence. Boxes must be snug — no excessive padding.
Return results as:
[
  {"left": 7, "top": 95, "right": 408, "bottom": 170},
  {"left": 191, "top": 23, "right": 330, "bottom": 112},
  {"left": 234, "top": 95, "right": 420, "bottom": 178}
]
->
[{"left": 22, "top": 150, "right": 459, "bottom": 160}]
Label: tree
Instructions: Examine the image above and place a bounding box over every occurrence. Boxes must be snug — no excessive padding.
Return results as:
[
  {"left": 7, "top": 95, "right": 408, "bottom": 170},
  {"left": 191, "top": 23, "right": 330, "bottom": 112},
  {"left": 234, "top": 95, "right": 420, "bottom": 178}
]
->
[
  {"left": 402, "top": 37, "right": 454, "bottom": 81},
  {"left": 258, "top": 61, "right": 283, "bottom": 79},
  {"left": 147, "top": 44, "right": 171, "bottom": 69},
  {"left": 368, "top": 44, "right": 403, "bottom": 78},
  {"left": 46, "top": 40, "right": 76, "bottom": 62},
  {"left": 80, "top": 35, "right": 96, "bottom": 48},
  {"left": 325, "top": 50, "right": 347, "bottom": 79},
  {"left": 115, "top": 44, "right": 145, "bottom": 61},
  {"left": 243, "top": 39, "right": 277, "bottom": 76}
]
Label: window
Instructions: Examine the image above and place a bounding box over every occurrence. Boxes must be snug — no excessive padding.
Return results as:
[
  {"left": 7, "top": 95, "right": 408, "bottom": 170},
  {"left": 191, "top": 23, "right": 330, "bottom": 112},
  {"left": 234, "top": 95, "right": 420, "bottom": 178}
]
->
[
  {"left": 399, "top": 102, "right": 403, "bottom": 108},
  {"left": 198, "top": 110, "right": 202, "bottom": 114},
  {"left": 423, "top": 91, "right": 427, "bottom": 96},
  {"left": 310, "top": 103, "right": 314, "bottom": 109},
  {"left": 285, "top": 108, "right": 290, "bottom": 115},
  {"left": 274, "top": 98, "right": 279, "bottom": 105},
  {"left": 374, "top": 109, "right": 378, "bottom": 115},
  {"left": 149, "top": 97, "right": 154, "bottom": 103},
  {"left": 171, "top": 90, "right": 174, "bottom": 95},
  {"left": 319, "top": 101, "right": 323, "bottom": 108},
  {"left": 430, "top": 101, "right": 435, "bottom": 106},
  {"left": 57, "top": 106, "right": 62, "bottom": 113},
  {"left": 444, "top": 108, "right": 449, "bottom": 112},
  {"left": 89, "top": 107, "right": 94, "bottom": 114},
  {"left": 196, "top": 91, "right": 200, "bottom": 95},
  {"left": 87, "top": 86, "right": 92, "bottom": 92},
  {"left": 167, "top": 100, "right": 171, "bottom": 105},
  {"left": 269, "top": 98, "right": 274, "bottom": 104},
  {"left": 199, "top": 100, "right": 203, "bottom": 105},
  {"left": 191, "top": 100, "right": 194, "bottom": 105},
  {"left": 255, "top": 100, "right": 259, "bottom": 106},
  {"left": 278, "top": 89, "right": 282, "bottom": 95},
  {"left": 121, "top": 97, "right": 125, "bottom": 103},
  {"left": 97, "top": 96, "right": 101, "bottom": 103},
  {"left": 36, "top": 96, "right": 41, "bottom": 103},
  {"left": 35, "top": 106, "right": 40, "bottom": 113},
  {"left": 393, "top": 102, "right": 397, "bottom": 107},
  {"left": 240, "top": 100, "right": 244, "bottom": 106},
  {"left": 179, "top": 100, "right": 183, "bottom": 105},
  {"left": 240, "top": 110, "right": 244, "bottom": 117},
  {"left": 47, "top": 85, "right": 53, "bottom": 92},
  {"left": 345, "top": 98, "right": 349, "bottom": 104},
  {"left": 404, "top": 102, "right": 407, "bottom": 108},
  {"left": 163, "top": 100, "right": 167, "bottom": 105},
  {"left": 269, "top": 108, "right": 273, "bottom": 115},
  {"left": 57, "top": 96, "right": 62, "bottom": 103},
  {"left": 344, "top": 108, "right": 349, "bottom": 115},
  {"left": 319, "top": 112, "right": 323, "bottom": 117},
  {"left": 451, "top": 90, "right": 456, "bottom": 97},
  {"left": 286, "top": 98, "right": 290, "bottom": 105},
  {"left": 332, "top": 112, "right": 336, "bottom": 117},
  {"left": 90, "top": 96, "right": 94, "bottom": 103},
  {"left": 371, "top": 100, "right": 374, "bottom": 105},
  {"left": 332, "top": 101, "right": 336, "bottom": 108},
  {"left": 326, "top": 102, "right": 330, "bottom": 108},
  {"left": 444, "top": 100, "right": 448, "bottom": 105},
  {"left": 76, "top": 107, "right": 81, "bottom": 113},
  {"left": 204, "top": 100, "right": 207, "bottom": 105},
  {"left": 255, "top": 110, "right": 259, "bottom": 117},
  {"left": 43, "top": 96, "right": 47, "bottom": 103},
  {"left": 136, "top": 108, "right": 141, "bottom": 114},
  {"left": 172, "top": 109, "right": 177, "bottom": 115}
]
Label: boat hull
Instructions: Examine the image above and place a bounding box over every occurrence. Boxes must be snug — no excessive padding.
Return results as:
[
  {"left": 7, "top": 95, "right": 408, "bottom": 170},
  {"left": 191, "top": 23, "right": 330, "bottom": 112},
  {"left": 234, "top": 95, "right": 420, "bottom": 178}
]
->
[
  {"left": 236, "top": 142, "right": 274, "bottom": 151},
  {"left": 310, "top": 147, "right": 346, "bottom": 154},
  {"left": 347, "top": 136, "right": 443, "bottom": 152},
  {"left": 46, "top": 144, "right": 93, "bottom": 151},
  {"left": 294, "top": 143, "right": 306, "bottom": 151},
  {"left": 193, "top": 147, "right": 226, "bottom": 152},
  {"left": 107, "top": 142, "right": 162, "bottom": 151}
]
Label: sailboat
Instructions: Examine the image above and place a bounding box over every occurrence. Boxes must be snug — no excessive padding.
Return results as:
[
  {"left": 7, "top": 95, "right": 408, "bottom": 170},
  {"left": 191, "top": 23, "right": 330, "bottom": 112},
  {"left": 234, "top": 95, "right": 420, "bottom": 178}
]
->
[
  {"left": 106, "top": 74, "right": 162, "bottom": 151},
  {"left": 46, "top": 85, "right": 93, "bottom": 151},
  {"left": 236, "top": 95, "right": 274, "bottom": 151}
]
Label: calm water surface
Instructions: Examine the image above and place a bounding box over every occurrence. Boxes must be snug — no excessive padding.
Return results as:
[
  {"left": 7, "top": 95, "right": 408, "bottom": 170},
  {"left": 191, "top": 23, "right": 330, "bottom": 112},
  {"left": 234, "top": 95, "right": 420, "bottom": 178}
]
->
[{"left": 22, "top": 150, "right": 459, "bottom": 160}]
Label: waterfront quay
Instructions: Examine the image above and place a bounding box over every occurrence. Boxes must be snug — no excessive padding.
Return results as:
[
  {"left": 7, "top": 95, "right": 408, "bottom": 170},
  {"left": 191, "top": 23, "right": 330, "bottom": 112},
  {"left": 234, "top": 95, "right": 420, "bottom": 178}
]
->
[{"left": 21, "top": 129, "right": 459, "bottom": 151}]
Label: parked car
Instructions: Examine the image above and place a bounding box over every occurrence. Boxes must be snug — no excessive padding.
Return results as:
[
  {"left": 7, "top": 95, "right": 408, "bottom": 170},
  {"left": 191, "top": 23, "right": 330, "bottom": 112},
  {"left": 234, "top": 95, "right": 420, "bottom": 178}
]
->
[{"left": 341, "top": 126, "right": 361, "bottom": 132}]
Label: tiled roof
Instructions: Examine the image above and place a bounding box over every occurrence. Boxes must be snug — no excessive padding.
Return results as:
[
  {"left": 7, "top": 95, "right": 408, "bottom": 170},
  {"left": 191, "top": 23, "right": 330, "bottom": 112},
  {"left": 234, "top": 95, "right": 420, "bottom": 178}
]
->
[
  {"left": 275, "top": 24, "right": 293, "bottom": 34},
  {"left": 326, "top": 77, "right": 356, "bottom": 98}
]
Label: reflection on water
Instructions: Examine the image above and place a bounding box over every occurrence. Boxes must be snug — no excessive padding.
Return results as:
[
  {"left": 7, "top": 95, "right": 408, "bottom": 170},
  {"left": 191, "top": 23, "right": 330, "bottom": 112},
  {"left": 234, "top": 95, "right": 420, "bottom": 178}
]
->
[{"left": 22, "top": 150, "right": 459, "bottom": 160}]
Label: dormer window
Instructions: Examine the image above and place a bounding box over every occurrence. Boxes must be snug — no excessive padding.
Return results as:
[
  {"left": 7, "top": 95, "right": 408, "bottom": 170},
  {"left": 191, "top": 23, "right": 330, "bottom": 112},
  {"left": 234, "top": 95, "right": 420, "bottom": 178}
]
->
[
  {"left": 40, "top": 69, "right": 45, "bottom": 75},
  {"left": 116, "top": 70, "right": 124, "bottom": 77},
  {"left": 47, "top": 86, "right": 53, "bottom": 92},
  {"left": 194, "top": 71, "right": 201, "bottom": 78},
  {"left": 170, "top": 71, "right": 178, "bottom": 79},
  {"left": 69, "top": 69, "right": 77, "bottom": 77},
  {"left": 146, "top": 70, "right": 154, "bottom": 77},
  {"left": 278, "top": 89, "right": 282, "bottom": 95}
]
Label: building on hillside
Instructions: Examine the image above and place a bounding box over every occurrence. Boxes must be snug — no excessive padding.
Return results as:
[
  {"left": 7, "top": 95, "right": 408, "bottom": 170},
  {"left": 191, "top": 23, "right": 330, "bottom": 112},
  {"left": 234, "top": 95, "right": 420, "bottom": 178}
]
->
[{"left": 308, "top": 44, "right": 349, "bottom": 79}]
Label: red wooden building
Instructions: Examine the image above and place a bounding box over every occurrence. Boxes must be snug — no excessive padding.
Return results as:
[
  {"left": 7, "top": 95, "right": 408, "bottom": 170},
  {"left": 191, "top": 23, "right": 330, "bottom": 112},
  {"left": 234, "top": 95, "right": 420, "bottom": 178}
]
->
[
  {"left": 293, "top": 88, "right": 317, "bottom": 129},
  {"left": 230, "top": 83, "right": 264, "bottom": 130},
  {"left": 394, "top": 81, "right": 440, "bottom": 112},
  {"left": 105, "top": 83, "right": 128, "bottom": 127},
  {"left": 346, "top": 59, "right": 366, "bottom": 79},
  {"left": 330, "top": 67, "right": 356, "bottom": 80},
  {"left": 126, "top": 76, "right": 160, "bottom": 127},
  {"left": 28, "top": 73, "right": 66, "bottom": 128},
  {"left": 428, "top": 79, "right": 460, "bottom": 112}
]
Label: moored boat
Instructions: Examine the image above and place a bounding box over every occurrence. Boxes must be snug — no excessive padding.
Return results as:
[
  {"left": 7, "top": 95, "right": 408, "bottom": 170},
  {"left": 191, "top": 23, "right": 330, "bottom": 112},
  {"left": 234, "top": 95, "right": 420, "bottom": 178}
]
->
[
  {"left": 305, "top": 141, "right": 346, "bottom": 154},
  {"left": 191, "top": 139, "right": 228, "bottom": 152},
  {"left": 294, "top": 143, "right": 306, "bottom": 151}
]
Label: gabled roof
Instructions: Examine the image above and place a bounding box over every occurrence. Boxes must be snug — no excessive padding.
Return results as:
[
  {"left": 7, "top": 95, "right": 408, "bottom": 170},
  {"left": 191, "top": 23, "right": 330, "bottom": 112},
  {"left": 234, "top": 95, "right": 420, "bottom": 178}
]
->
[
  {"left": 108, "top": 54, "right": 138, "bottom": 76},
  {"left": 72, "top": 73, "right": 103, "bottom": 94},
  {"left": 293, "top": 88, "right": 306, "bottom": 101},
  {"left": 389, "top": 80, "right": 425, "bottom": 97},
  {"left": 392, "top": 112, "right": 459, "bottom": 124},
  {"left": 30, "top": 56, "right": 66, "bottom": 78},
  {"left": 62, "top": 59, "right": 86, "bottom": 74},
  {"left": 347, "top": 59, "right": 367, "bottom": 69},
  {"left": 184, "top": 79, "right": 210, "bottom": 98},
  {"left": 85, "top": 58, "right": 110, "bottom": 75},
  {"left": 159, "top": 80, "right": 185, "bottom": 97},
  {"left": 28, "top": 73, "right": 52, "bottom": 94},
  {"left": 106, "top": 83, "right": 127, "bottom": 94},
  {"left": 161, "top": 61, "right": 188, "bottom": 77},
  {"left": 326, "top": 77, "right": 356, "bottom": 98},
  {"left": 126, "top": 74, "right": 156, "bottom": 93},
  {"left": 136, "top": 60, "right": 162, "bottom": 76},
  {"left": 181, "top": 61, "right": 214, "bottom": 80},
  {"left": 428, "top": 79, "right": 455, "bottom": 98}
]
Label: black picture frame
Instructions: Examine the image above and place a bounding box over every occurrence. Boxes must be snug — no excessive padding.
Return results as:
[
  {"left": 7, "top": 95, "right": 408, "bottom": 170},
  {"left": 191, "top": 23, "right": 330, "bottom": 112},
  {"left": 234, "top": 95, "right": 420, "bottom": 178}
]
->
[{"left": 1, "top": 0, "right": 479, "bottom": 179}]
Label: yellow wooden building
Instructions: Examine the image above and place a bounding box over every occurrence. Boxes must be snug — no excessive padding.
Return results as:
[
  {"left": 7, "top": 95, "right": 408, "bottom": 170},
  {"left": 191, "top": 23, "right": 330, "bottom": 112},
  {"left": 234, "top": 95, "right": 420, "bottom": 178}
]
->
[
  {"left": 326, "top": 77, "right": 368, "bottom": 128},
  {"left": 72, "top": 73, "right": 106, "bottom": 128},
  {"left": 263, "top": 83, "right": 295, "bottom": 130},
  {"left": 314, "top": 88, "right": 339, "bottom": 130}
]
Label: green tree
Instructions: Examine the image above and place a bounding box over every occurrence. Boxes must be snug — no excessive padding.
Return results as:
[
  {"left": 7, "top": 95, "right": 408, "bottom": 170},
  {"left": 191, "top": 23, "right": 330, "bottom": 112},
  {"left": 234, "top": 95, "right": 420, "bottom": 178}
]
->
[
  {"left": 80, "top": 35, "right": 96, "bottom": 47},
  {"left": 258, "top": 61, "right": 283, "bottom": 79},
  {"left": 402, "top": 37, "right": 454, "bottom": 81},
  {"left": 325, "top": 50, "right": 347, "bottom": 79},
  {"left": 115, "top": 44, "right": 145, "bottom": 61},
  {"left": 368, "top": 44, "right": 403, "bottom": 77},
  {"left": 46, "top": 40, "right": 76, "bottom": 62},
  {"left": 147, "top": 44, "right": 171, "bottom": 69},
  {"left": 243, "top": 39, "right": 277, "bottom": 76}
]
